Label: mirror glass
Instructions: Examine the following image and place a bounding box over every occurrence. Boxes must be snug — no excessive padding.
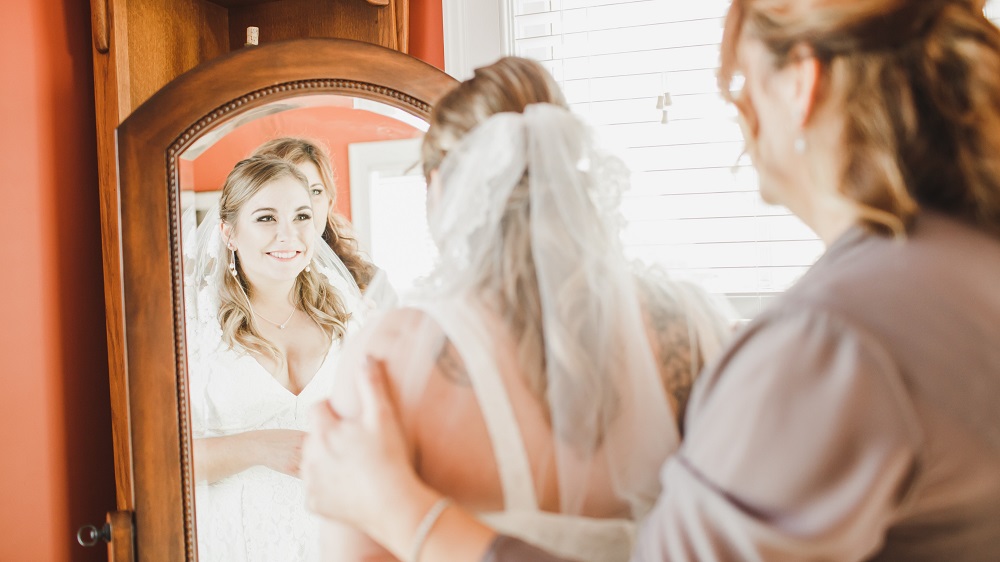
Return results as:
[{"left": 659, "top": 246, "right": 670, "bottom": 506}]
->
[{"left": 179, "top": 94, "right": 434, "bottom": 560}]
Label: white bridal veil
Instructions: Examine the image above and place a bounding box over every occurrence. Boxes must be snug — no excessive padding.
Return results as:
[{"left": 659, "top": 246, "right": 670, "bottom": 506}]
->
[{"left": 414, "top": 103, "right": 727, "bottom": 518}]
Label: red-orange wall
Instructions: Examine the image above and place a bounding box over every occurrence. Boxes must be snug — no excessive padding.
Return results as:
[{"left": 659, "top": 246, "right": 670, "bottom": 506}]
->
[
  {"left": 0, "top": 2, "right": 443, "bottom": 560},
  {"left": 410, "top": 0, "right": 445, "bottom": 70},
  {"left": 0, "top": 1, "right": 115, "bottom": 560}
]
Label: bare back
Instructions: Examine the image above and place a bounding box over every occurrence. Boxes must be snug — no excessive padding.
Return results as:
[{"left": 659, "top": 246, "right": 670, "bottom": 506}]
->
[{"left": 323, "top": 284, "right": 725, "bottom": 561}]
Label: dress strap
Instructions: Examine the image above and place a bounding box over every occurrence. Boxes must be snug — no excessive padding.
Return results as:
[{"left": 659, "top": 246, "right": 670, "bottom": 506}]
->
[{"left": 414, "top": 300, "right": 539, "bottom": 512}]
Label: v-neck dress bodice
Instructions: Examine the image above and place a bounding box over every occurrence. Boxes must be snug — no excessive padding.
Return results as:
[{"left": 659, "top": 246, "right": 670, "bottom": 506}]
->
[{"left": 190, "top": 338, "right": 343, "bottom": 562}]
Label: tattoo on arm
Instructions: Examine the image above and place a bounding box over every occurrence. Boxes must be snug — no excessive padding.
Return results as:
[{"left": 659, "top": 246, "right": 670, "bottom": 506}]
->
[{"left": 640, "top": 285, "right": 700, "bottom": 434}]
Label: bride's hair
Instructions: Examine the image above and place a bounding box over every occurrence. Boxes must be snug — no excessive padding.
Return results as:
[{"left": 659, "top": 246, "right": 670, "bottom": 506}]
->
[
  {"left": 422, "top": 57, "right": 568, "bottom": 177},
  {"left": 218, "top": 156, "right": 351, "bottom": 360},
  {"left": 421, "top": 57, "right": 573, "bottom": 407},
  {"left": 252, "top": 137, "right": 376, "bottom": 291}
]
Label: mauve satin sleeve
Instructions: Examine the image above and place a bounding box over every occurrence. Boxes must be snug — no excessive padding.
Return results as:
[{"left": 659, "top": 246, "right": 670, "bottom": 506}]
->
[{"left": 631, "top": 308, "right": 923, "bottom": 562}]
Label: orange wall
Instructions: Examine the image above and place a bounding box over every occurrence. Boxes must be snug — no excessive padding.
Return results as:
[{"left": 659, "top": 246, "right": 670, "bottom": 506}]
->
[
  {"left": 0, "top": 2, "right": 443, "bottom": 561},
  {"left": 0, "top": 1, "right": 115, "bottom": 561},
  {"left": 410, "top": 0, "right": 445, "bottom": 70}
]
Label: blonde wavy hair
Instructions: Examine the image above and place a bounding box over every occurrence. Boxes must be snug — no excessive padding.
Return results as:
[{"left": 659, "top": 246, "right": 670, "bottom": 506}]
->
[
  {"left": 720, "top": 0, "right": 1000, "bottom": 237},
  {"left": 218, "top": 156, "right": 351, "bottom": 360},
  {"left": 253, "top": 137, "right": 376, "bottom": 291},
  {"left": 422, "top": 57, "right": 569, "bottom": 403}
]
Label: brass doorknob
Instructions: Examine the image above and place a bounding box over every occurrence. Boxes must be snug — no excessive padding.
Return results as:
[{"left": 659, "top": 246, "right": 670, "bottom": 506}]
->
[{"left": 76, "top": 523, "right": 111, "bottom": 547}]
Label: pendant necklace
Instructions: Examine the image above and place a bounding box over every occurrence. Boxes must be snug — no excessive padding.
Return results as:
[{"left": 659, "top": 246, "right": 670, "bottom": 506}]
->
[{"left": 252, "top": 305, "right": 297, "bottom": 330}]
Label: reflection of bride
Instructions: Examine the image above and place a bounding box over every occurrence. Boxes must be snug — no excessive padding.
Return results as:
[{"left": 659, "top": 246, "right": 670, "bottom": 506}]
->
[
  {"left": 183, "top": 156, "right": 366, "bottom": 561},
  {"left": 251, "top": 137, "right": 397, "bottom": 308},
  {"left": 321, "top": 58, "right": 732, "bottom": 562}
]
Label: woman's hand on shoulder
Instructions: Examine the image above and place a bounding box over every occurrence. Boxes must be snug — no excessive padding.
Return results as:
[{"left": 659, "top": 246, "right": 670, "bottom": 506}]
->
[
  {"left": 333, "top": 306, "right": 445, "bottom": 418},
  {"left": 304, "top": 361, "right": 429, "bottom": 544}
]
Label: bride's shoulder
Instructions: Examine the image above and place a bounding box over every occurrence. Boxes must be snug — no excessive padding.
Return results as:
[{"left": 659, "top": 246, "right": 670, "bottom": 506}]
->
[
  {"left": 342, "top": 305, "right": 447, "bottom": 367},
  {"left": 332, "top": 305, "right": 448, "bottom": 419}
]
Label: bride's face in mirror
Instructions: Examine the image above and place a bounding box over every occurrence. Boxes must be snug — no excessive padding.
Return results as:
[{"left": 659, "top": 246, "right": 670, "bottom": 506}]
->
[{"left": 221, "top": 175, "right": 317, "bottom": 286}]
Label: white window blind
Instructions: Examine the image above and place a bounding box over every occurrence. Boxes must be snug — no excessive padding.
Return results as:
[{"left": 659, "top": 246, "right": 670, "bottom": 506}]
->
[
  {"left": 509, "top": 0, "right": 818, "bottom": 320},
  {"left": 509, "top": 0, "right": 1000, "bottom": 320}
]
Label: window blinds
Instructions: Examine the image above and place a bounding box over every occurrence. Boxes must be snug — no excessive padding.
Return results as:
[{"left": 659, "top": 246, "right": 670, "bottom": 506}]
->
[
  {"left": 510, "top": 0, "right": 1000, "bottom": 320},
  {"left": 510, "top": 0, "right": 818, "bottom": 319}
]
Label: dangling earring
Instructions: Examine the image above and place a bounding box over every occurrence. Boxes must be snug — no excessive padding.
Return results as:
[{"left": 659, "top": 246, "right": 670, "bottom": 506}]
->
[
  {"left": 793, "top": 107, "right": 807, "bottom": 154},
  {"left": 304, "top": 262, "right": 312, "bottom": 273},
  {"left": 228, "top": 244, "right": 238, "bottom": 278}
]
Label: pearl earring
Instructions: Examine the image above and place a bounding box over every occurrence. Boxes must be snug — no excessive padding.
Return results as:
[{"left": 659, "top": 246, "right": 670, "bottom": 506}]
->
[{"left": 794, "top": 135, "right": 807, "bottom": 154}]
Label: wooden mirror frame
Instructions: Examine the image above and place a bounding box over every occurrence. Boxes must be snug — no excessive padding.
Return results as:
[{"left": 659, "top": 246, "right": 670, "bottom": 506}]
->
[{"left": 114, "top": 38, "right": 456, "bottom": 560}]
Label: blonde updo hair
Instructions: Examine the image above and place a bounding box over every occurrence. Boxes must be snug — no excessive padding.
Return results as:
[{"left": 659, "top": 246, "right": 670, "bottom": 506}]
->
[
  {"left": 421, "top": 57, "right": 568, "bottom": 403},
  {"left": 422, "top": 57, "right": 568, "bottom": 179},
  {"left": 218, "top": 156, "right": 351, "bottom": 360},
  {"left": 720, "top": 0, "right": 1000, "bottom": 237},
  {"left": 252, "top": 137, "right": 376, "bottom": 291}
]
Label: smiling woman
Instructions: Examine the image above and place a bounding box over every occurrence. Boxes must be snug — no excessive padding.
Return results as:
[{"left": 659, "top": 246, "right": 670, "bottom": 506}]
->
[
  {"left": 223, "top": 177, "right": 317, "bottom": 303},
  {"left": 251, "top": 137, "right": 381, "bottom": 294},
  {"left": 183, "top": 156, "right": 368, "bottom": 561}
]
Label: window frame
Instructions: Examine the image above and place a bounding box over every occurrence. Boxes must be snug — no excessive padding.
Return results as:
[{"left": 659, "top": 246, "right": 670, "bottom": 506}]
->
[{"left": 442, "top": 0, "right": 513, "bottom": 80}]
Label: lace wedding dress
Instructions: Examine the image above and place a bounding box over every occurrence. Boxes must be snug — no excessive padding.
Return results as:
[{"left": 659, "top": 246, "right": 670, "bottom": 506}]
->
[{"left": 190, "top": 339, "right": 341, "bottom": 562}]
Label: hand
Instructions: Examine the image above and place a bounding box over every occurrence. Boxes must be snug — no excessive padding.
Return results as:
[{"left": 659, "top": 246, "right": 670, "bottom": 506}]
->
[
  {"left": 302, "top": 358, "right": 419, "bottom": 532},
  {"left": 251, "top": 429, "right": 307, "bottom": 478}
]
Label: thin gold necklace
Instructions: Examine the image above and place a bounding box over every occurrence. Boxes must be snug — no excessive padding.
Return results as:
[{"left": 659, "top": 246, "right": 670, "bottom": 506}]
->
[{"left": 250, "top": 304, "right": 297, "bottom": 330}]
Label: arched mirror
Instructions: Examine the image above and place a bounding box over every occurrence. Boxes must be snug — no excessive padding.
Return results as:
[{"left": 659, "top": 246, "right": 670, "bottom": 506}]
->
[{"left": 113, "top": 38, "right": 455, "bottom": 559}]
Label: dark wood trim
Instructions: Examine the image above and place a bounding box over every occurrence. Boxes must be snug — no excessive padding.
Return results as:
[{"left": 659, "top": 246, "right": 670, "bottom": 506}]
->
[
  {"left": 115, "top": 38, "right": 456, "bottom": 560},
  {"left": 91, "top": 0, "right": 136, "bottom": 515},
  {"left": 90, "top": 0, "right": 109, "bottom": 53},
  {"left": 394, "top": 0, "right": 409, "bottom": 53},
  {"left": 107, "top": 511, "right": 136, "bottom": 562}
]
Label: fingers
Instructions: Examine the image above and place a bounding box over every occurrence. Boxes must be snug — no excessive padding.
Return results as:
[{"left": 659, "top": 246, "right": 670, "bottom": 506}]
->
[
  {"left": 301, "top": 433, "right": 321, "bottom": 482},
  {"left": 301, "top": 428, "right": 331, "bottom": 498},
  {"left": 309, "top": 399, "right": 341, "bottom": 435},
  {"left": 359, "top": 356, "right": 398, "bottom": 427}
]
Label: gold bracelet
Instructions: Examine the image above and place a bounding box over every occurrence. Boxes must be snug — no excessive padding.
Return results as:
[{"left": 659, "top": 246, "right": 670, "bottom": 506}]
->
[{"left": 409, "top": 497, "right": 452, "bottom": 562}]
